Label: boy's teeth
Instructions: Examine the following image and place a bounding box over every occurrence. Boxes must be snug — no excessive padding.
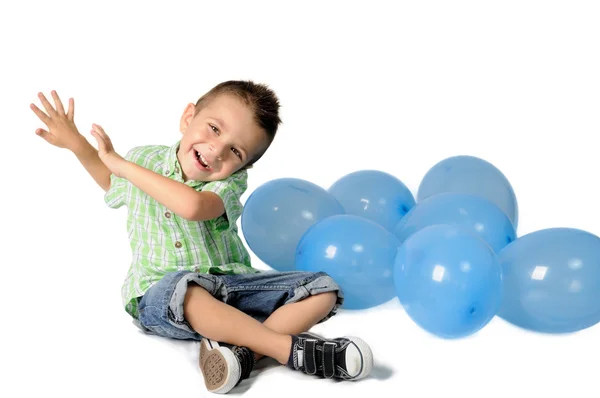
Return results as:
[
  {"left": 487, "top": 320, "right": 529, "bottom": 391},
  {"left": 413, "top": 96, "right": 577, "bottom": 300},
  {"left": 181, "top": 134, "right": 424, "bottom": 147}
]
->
[{"left": 197, "top": 151, "right": 210, "bottom": 168}]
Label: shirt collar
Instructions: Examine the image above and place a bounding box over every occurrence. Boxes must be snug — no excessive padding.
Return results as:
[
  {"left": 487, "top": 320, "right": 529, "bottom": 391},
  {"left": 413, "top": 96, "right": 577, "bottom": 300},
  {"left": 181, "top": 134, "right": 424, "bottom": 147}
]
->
[
  {"left": 163, "top": 141, "right": 181, "bottom": 178},
  {"left": 163, "top": 140, "right": 205, "bottom": 189}
]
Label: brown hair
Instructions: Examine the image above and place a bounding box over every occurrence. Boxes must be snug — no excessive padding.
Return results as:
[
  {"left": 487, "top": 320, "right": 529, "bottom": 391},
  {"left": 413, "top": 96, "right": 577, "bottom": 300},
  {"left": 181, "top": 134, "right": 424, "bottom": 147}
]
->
[{"left": 195, "top": 80, "right": 282, "bottom": 165}]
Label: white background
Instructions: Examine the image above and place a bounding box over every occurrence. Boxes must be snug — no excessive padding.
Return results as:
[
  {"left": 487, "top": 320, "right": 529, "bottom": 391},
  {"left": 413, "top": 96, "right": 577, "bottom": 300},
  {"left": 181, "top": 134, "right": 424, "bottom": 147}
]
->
[{"left": 2, "top": 1, "right": 599, "bottom": 397}]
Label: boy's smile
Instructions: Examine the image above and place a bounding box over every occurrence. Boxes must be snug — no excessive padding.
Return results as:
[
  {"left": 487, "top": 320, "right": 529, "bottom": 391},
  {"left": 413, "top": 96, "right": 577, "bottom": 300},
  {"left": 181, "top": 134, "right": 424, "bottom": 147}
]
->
[
  {"left": 194, "top": 149, "right": 213, "bottom": 171},
  {"left": 177, "top": 93, "right": 268, "bottom": 182}
]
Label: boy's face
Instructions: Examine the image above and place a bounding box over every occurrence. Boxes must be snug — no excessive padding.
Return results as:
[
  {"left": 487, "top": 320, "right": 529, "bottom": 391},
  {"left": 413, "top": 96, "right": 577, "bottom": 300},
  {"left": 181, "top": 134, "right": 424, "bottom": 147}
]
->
[{"left": 177, "top": 93, "right": 268, "bottom": 182}]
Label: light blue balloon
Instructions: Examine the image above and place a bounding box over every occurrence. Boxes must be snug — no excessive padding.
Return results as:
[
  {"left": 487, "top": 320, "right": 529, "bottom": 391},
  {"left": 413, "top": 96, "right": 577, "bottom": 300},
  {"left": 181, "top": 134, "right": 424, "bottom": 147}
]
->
[
  {"left": 497, "top": 228, "right": 600, "bottom": 333},
  {"left": 328, "top": 170, "right": 416, "bottom": 232},
  {"left": 394, "top": 192, "right": 516, "bottom": 253},
  {"left": 241, "top": 178, "right": 345, "bottom": 272},
  {"left": 295, "top": 214, "right": 400, "bottom": 310},
  {"left": 394, "top": 224, "right": 503, "bottom": 339},
  {"left": 417, "top": 156, "right": 518, "bottom": 228}
]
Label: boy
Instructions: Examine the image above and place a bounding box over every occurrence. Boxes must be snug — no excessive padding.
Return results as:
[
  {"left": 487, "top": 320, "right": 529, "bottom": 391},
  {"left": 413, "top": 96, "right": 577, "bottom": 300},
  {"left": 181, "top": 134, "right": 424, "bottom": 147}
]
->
[{"left": 30, "top": 81, "right": 373, "bottom": 394}]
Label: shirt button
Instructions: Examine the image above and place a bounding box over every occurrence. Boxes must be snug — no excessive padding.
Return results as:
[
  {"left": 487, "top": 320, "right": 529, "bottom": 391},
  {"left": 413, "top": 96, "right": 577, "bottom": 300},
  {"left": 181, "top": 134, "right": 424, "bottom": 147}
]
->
[
  {"left": 174, "top": 241, "right": 182, "bottom": 248},
  {"left": 175, "top": 166, "right": 180, "bottom": 173},
  {"left": 165, "top": 170, "right": 170, "bottom": 175},
  {"left": 165, "top": 212, "right": 171, "bottom": 218}
]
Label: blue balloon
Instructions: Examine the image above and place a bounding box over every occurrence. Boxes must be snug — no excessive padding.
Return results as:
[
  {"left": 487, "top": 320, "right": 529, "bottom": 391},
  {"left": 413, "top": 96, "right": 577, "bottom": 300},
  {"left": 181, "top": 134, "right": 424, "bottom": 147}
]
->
[
  {"left": 295, "top": 214, "right": 400, "bottom": 310},
  {"left": 394, "top": 224, "right": 503, "bottom": 339},
  {"left": 328, "top": 170, "right": 416, "bottom": 232},
  {"left": 394, "top": 192, "right": 516, "bottom": 253},
  {"left": 242, "top": 178, "right": 345, "bottom": 272},
  {"left": 497, "top": 228, "right": 600, "bottom": 333},
  {"left": 417, "top": 156, "right": 518, "bottom": 228}
]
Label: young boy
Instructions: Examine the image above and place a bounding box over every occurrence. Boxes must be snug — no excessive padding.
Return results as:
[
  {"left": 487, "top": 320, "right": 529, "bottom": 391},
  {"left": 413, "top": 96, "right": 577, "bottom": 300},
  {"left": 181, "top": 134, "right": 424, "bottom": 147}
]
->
[{"left": 30, "top": 81, "right": 373, "bottom": 394}]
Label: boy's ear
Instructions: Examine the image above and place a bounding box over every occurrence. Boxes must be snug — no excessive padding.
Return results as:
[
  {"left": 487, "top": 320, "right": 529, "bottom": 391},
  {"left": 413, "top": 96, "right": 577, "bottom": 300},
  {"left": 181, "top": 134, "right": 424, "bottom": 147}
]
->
[{"left": 179, "top": 103, "right": 197, "bottom": 133}]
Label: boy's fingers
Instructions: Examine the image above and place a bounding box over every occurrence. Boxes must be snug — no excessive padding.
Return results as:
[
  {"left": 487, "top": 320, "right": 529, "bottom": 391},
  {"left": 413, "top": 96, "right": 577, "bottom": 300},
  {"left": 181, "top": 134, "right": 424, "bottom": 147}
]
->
[
  {"left": 30, "top": 103, "right": 51, "bottom": 124},
  {"left": 51, "top": 90, "right": 66, "bottom": 115},
  {"left": 37, "top": 92, "right": 58, "bottom": 117},
  {"left": 36, "top": 128, "right": 54, "bottom": 144},
  {"left": 92, "top": 123, "right": 105, "bottom": 134},
  {"left": 67, "top": 98, "right": 75, "bottom": 121},
  {"left": 93, "top": 124, "right": 112, "bottom": 144},
  {"left": 91, "top": 130, "right": 104, "bottom": 148}
]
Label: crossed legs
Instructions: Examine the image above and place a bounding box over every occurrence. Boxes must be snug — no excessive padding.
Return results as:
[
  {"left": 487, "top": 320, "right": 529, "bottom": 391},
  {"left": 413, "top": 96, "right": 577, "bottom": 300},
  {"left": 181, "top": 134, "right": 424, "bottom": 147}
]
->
[{"left": 183, "top": 284, "right": 337, "bottom": 364}]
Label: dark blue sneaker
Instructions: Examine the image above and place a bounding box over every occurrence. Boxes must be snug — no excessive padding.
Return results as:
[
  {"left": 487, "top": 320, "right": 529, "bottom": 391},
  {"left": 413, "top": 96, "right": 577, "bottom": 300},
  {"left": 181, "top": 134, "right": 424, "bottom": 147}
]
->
[
  {"left": 199, "top": 339, "right": 255, "bottom": 394},
  {"left": 287, "top": 332, "right": 373, "bottom": 380}
]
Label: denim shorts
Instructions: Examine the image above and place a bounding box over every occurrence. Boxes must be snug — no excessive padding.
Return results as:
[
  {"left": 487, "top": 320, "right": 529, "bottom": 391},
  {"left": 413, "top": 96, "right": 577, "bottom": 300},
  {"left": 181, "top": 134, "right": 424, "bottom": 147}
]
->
[{"left": 135, "top": 270, "right": 344, "bottom": 340}]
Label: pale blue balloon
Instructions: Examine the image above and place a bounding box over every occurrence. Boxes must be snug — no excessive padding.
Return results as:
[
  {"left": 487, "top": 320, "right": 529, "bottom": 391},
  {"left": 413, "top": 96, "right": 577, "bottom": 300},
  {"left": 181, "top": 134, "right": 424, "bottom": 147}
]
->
[
  {"left": 295, "top": 214, "right": 400, "bottom": 309},
  {"left": 417, "top": 156, "right": 518, "bottom": 228},
  {"left": 394, "top": 224, "right": 503, "bottom": 339},
  {"left": 241, "top": 178, "right": 345, "bottom": 272},
  {"left": 498, "top": 228, "right": 600, "bottom": 333},
  {"left": 328, "top": 170, "right": 416, "bottom": 232},
  {"left": 394, "top": 192, "right": 516, "bottom": 253}
]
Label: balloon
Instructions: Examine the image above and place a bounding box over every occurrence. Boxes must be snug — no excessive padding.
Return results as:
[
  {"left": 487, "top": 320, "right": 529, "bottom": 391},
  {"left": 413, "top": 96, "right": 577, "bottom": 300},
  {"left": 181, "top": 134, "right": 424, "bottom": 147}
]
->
[
  {"left": 241, "top": 178, "right": 345, "bottom": 272},
  {"left": 394, "top": 224, "right": 503, "bottom": 339},
  {"left": 295, "top": 214, "right": 400, "bottom": 309},
  {"left": 328, "top": 170, "right": 415, "bottom": 232},
  {"left": 417, "top": 156, "right": 518, "bottom": 228},
  {"left": 394, "top": 192, "right": 516, "bottom": 253},
  {"left": 497, "top": 228, "right": 600, "bottom": 333}
]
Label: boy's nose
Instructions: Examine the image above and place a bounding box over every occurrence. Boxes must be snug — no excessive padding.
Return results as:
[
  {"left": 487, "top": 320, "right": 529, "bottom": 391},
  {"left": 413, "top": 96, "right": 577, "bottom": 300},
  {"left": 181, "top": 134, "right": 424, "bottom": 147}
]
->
[{"left": 208, "top": 143, "right": 225, "bottom": 161}]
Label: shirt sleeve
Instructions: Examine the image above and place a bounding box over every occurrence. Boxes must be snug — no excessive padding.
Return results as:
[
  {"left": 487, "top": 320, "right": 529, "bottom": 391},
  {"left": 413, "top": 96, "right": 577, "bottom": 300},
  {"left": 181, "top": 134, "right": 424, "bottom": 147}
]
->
[
  {"left": 103, "top": 146, "right": 145, "bottom": 209},
  {"left": 104, "top": 173, "right": 127, "bottom": 209},
  {"left": 202, "top": 169, "right": 248, "bottom": 231}
]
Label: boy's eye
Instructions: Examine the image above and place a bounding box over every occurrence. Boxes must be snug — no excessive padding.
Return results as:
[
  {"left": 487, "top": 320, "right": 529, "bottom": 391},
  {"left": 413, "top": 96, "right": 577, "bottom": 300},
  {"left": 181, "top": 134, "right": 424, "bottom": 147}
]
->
[
  {"left": 210, "top": 124, "right": 219, "bottom": 134},
  {"left": 231, "top": 148, "right": 242, "bottom": 160}
]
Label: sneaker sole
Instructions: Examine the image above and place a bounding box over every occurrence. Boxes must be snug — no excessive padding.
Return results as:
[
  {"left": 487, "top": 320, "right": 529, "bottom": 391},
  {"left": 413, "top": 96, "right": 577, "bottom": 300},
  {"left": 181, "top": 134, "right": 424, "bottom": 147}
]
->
[
  {"left": 342, "top": 335, "right": 373, "bottom": 380},
  {"left": 301, "top": 332, "right": 373, "bottom": 381},
  {"left": 199, "top": 339, "right": 241, "bottom": 394}
]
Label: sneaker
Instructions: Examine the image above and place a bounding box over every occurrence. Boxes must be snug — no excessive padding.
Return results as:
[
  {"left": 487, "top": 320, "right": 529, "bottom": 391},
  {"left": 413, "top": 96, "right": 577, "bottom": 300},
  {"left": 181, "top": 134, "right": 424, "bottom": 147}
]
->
[
  {"left": 288, "top": 332, "right": 373, "bottom": 380},
  {"left": 199, "top": 338, "right": 255, "bottom": 394}
]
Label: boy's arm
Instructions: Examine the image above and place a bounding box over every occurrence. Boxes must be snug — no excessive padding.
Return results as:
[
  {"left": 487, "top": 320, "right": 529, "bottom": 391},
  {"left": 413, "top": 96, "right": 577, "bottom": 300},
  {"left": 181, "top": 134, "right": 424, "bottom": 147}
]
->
[
  {"left": 71, "top": 137, "right": 112, "bottom": 192},
  {"left": 30, "top": 91, "right": 112, "bottom": 192},
  {"left": 121, "top": 161, "right": 225, "bottom": 221},
  {"left": 91, "top": 124, "right": 225, "bottom": 221}
]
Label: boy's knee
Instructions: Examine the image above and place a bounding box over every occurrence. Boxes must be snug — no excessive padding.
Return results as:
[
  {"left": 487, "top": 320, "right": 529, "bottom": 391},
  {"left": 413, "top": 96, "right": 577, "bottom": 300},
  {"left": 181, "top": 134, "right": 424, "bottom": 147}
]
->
[
  {"left": 315, "top": 291, "right": 338, "bottom": 309},
  {"left": 325, "top": 291, "right": 338, "bottom": 305},
  {"left": 183, "top": 284, "right": 209, "bottom": 316}
]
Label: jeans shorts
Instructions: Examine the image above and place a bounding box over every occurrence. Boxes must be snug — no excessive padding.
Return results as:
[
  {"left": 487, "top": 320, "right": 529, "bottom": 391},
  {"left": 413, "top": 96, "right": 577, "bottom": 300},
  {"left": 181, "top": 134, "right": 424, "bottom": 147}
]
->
[{"left": 135, "top": 270, "right": 344, "bottom": 340}]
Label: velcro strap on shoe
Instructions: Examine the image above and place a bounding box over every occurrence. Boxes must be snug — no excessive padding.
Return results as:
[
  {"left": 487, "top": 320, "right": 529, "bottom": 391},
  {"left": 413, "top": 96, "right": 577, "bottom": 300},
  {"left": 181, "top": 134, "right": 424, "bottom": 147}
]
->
[
  {"left": 304, "top": 339, "right": 317, "bottom": 375},
  {"left": 322, "top": 342, "right": 336, "bottom": 378}
]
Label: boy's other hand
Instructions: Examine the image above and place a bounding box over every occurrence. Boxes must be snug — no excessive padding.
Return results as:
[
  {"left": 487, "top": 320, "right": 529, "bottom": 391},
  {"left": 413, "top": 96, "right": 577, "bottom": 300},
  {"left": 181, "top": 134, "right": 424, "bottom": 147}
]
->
[
  {"left": 30, "top": 91, "right": 85, "bottom": 152},
  {"left": 90, "top": 124, "right": 127, "bottom": 178}
]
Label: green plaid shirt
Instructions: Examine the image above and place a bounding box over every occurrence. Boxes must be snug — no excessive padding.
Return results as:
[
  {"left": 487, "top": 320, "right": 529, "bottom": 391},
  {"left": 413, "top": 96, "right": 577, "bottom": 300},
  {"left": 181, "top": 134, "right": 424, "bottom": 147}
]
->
[{"left": 104, "top": 141, "right": 258, "bottom": 319}]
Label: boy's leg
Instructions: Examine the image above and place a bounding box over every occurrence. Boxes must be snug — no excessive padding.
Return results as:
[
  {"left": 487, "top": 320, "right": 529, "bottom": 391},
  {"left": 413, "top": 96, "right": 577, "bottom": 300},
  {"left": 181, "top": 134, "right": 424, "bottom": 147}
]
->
[
  {"left": 262, "top": 291, "right": 338, "bottom": 334},
  {"left": 254, "top": 291, "right": 338, "bottom": 361},
  {"left": 187, "top": 271, "right": 371, "bottom": 392},
  {"left": 183, "top": 284, "right": 292, "bottom": 364},
  {"left": 137, "top": 270, "right": 372, "bottom": 394},
  {"left": 184, "top": 283, "right": 371, "bottom": 390},
  {"left": 183, "top": 285, "right": 338, "bottom": 363},
  {"left": 137, "top": 271, "right": 294, "bottom": 394}
]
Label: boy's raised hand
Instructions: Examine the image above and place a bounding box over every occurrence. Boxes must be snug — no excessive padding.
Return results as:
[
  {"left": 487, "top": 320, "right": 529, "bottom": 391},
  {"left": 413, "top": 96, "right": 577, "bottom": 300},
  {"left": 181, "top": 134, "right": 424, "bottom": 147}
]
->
[
  {"left": 30, "top": 90, "right": 84, "bottom": 152},
  {"left": 90, "top": 124, "right": 127, "bottom": 178}
]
